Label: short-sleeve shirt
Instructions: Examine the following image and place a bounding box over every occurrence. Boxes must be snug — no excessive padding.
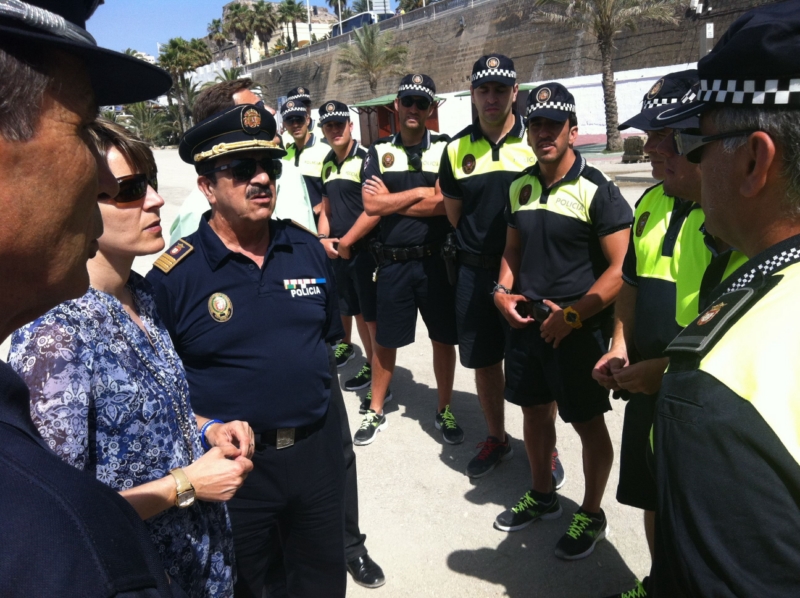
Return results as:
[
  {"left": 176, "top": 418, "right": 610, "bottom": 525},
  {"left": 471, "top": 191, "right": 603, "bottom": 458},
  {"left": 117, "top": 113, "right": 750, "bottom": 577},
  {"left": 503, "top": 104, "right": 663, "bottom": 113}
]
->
[
  {"left": 146, "top": 217, "right": 344, "bottom": 431},
  {"left": 321, "top": 141, "right": 368, "bottom": 239},
  {"left": 283, "top": 133, "right": 330, "bottom": 207},
  {"left": 363, "top": 130, "right": 451, "bottom": 246},
  {"left": 438, "top": 116, "right": 536, "bottom": 255},
  {"left": 507, "top": 151, "right": 632, "bottom": 303}
]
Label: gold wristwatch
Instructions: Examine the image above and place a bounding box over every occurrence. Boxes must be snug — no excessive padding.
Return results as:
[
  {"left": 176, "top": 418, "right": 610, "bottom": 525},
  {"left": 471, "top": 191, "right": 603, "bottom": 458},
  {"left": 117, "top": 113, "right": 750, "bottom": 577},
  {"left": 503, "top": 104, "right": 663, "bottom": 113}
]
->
[
  {"left": 563, "top": 306, "right": 583, "bottom": 329},
  {"left": 169, "top": 468, "right": 196, "bottom": 508}
]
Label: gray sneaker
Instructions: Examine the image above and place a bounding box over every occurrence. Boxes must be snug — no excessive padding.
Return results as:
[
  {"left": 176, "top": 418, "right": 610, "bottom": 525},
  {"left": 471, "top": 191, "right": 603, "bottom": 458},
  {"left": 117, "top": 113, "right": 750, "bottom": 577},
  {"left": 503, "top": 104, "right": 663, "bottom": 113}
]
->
[{"left": 466, "top": 434, "right": 513, "bottom": 478}]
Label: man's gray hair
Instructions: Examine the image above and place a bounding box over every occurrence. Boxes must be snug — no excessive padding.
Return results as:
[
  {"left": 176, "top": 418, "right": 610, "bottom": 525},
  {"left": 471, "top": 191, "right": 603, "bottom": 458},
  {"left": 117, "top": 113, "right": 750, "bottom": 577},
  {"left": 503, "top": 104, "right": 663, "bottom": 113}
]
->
[
  {"left": 712, "top": 106, "right": 800, "bottom": 216},
  {"left": 0, "top": 43, "right": 53, "bottom": 141}
]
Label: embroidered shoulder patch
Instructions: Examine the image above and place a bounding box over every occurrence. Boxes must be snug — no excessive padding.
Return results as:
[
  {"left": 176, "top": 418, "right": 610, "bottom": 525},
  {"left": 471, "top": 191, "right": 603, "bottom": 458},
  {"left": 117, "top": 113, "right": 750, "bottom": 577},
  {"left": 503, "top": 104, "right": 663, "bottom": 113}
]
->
[{"left": 153, "top": 239, "right": 194, "bottom": 274}]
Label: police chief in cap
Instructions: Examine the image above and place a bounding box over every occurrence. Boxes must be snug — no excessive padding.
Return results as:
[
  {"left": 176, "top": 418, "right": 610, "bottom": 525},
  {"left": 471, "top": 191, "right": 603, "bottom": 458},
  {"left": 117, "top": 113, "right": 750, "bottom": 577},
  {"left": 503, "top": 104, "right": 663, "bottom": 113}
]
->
[
  {"left": 0, "top": 1, "right": 179, "bottom": 596},
  {"left": 148, "top": 105, "right": 348, "bottom": 597},
  {"left": 648, "top": 2, "right": 800, "bottom": 595}
]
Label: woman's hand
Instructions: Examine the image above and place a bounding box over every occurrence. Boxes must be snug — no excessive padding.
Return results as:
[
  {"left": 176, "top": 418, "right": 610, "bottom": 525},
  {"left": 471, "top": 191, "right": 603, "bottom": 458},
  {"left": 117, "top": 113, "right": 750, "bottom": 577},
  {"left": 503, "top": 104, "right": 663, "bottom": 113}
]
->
[
  {"left": 183, "top": 444, "right": 253, "bottom": 502},
  {"left": 205, "top": 419, "right": 255, "bottom": 458}
]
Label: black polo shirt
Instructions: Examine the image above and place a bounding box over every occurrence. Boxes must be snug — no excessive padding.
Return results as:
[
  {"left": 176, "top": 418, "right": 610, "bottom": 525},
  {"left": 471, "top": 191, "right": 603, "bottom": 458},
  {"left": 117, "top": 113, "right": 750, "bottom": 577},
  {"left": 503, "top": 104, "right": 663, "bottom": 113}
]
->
[
  {"left": 283, "top": 133, "right": 330, "bottom": 208},
  {"left": 506, "top": 151, "right": 632, "bottom": 303},
  {"left": 363, "top": 130, "right": 451, "bottom": 246},
  {"left": 438, "top": 115, "right": 536, "bottom": 256},
  {"left": 146, "top": 217, "right": 344, "bottom": 431},
  {"left": 321, "top": 141, "right": 368, "bottom": 239}
]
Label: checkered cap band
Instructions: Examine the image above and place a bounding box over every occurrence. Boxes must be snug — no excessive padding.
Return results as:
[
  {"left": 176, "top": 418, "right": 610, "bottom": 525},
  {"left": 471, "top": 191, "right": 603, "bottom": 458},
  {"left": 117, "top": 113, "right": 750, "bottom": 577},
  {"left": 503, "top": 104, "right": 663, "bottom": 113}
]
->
[
  {"left": 319, "top": 111, "right": 350, "bottom": 121},
  {"left": 698, "top": 78, "right": 800, "bottom": 106},
  {"left": 643, "top": 97, "right": 679, "bottom": 110},
  {"left": 526, "top": 102, "right": 576, "bottom": 116},
  {"left": 282, "top": 104, "right": 307, "bottom": 116},
  {"left": 398, "top": 84, "right": 435, "bottom": 98},
  {"left": 287, "top": 93, "right": 311, "bottom": 102},
  {"left": 681, "top": 88, "right": 698, "bottom": 104},
  {"left": 471, "top": 68, "right": 516, "bottom": 82}
]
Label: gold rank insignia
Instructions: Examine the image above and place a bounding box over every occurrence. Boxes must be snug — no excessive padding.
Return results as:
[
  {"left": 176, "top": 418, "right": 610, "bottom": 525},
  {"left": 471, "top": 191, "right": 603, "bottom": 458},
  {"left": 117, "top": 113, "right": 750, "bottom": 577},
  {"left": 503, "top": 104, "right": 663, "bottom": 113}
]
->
[
  {"left": 462, "top": 154, "right": 476, "bottom": 175},
  {"left": 242, "top": 108, "right": 261, "bottom": 133},
  {"left": 636, "top": 212, "right": 650, "bottom": 237},
  {"left": 698, "top": 302, "right": 726, "bottom": 326},
  {"left": 382, "top": 153, "right": 395, "bottom": 168},
  {"left": 519, "top": 184, "right": 532, "bottom": 206},
  {"left": 208, "top": 292, "right": 233, "bottom": 322},
  {"left": 153, "top": 239, "right": 194, "bottom": 274}
]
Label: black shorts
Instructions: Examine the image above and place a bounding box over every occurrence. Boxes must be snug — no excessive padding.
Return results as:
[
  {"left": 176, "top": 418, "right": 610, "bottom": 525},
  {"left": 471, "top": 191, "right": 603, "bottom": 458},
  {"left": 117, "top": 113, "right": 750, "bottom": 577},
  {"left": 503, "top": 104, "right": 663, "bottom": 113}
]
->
[
  {"left": 331, "top": 250, "right": 377, "bottom": 322},
  {"left": 455, "top": 263, "right": 507, "bottom": 369},
  {"left": 504, "top": 321, "right": 612, "bottom": 423},
  {"left": 616, "top": 392, "right": 658, "bottom": 511},
  {"left": 375, "top": 254, "right": 458, "bottom": 349}
]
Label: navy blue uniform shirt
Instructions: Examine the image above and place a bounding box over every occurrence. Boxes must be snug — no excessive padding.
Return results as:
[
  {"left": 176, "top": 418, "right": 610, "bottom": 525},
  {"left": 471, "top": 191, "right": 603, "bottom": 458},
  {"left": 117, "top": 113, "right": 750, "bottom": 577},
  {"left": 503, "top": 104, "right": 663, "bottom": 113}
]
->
[{"left": 147, "top": 217, "right": 344, "bottom": 431}]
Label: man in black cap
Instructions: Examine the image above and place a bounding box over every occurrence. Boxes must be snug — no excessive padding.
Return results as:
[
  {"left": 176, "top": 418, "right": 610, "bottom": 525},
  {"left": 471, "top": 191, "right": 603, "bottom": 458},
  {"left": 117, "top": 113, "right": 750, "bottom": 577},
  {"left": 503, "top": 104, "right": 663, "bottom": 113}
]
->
[
  {"left": 358, "top": 74, "right": 461, "bottom": 447},
  {"left": 644, "top": 2, "right": 800, "bottom": 595},
  {"left": 493, "top": 82, "right": 631, "bottom": 561},
  {"left": 147, "top": 105, "right": 347, "bottom": 597},
  {"left": 0, "top": 1, "right": 179, "bottom": 596}
]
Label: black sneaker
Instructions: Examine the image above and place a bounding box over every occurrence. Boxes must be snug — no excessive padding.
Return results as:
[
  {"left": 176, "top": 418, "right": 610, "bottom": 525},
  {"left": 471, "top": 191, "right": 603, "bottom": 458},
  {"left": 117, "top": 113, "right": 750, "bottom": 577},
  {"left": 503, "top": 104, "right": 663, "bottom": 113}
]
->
[
  {"left": 466, "top": 434, "right": 513, "bottom": 478},
  {"left": 334, "top": 342, "right": 355, "bottom": 368},
  {"left": 344, "top": 363, "right": 371, "bottom": 391},
  {"left": 555, "top": 508, "right": 608, "bottom": 560},
  {"left": 353, "top": 409, "right": 388, "bottom": 446},
  {"left": 435, "top": 405, "right": 464, "bottom": 444},
  {"left": 552, "top": 448, "right": 566, "bottom": 490},
  {"left": 602, "top": 579, "right": 648, "bottom": 598},
  {"left": 494, "top": 490, "right": 563, "bottom": 532},
  {"left": 359, "top": 388, "right": 392, "bottom": 415}
]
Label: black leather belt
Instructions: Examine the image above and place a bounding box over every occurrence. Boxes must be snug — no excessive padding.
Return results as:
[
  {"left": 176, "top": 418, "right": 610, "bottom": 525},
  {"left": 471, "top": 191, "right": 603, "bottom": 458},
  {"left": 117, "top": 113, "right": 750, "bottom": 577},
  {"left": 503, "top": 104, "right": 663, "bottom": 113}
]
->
[
  {"left": 457, "top": 250, "right": 502, "bottom": 270},
  {"left": 253, "top": 414, "right": 326, "bottom": 449},
  {"left": 381, "top": 242, "right": 442, "bottom": 262}
]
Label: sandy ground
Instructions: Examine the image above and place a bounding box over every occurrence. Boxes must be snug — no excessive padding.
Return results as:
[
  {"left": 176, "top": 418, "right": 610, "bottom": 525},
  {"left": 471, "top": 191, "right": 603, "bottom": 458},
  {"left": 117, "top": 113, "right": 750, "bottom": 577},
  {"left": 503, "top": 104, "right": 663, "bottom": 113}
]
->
[{"left": 2, "top": 148, "right": 655, "bottom": 598}]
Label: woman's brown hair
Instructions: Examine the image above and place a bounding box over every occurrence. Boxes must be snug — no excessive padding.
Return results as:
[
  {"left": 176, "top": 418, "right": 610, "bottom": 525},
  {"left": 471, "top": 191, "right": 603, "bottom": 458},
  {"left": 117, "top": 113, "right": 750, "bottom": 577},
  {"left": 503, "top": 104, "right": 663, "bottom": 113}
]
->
[{"left": 89, "top": 117, "right": 157, "bottom": 178}]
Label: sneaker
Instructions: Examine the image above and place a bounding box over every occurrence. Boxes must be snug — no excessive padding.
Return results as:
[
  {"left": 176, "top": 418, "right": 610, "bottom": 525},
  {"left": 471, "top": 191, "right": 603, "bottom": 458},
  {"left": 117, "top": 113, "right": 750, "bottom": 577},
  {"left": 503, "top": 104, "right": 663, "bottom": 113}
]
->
[
  {"left": 334, "top": 342, "right": 355, "bottom": 368},
  {"left": 552, "top": 448, "right": 566, "bottom": 490},
  {"left": 494, "top": 490, "right": 563, "bottom": 532},
  {"left": 359, "top": 388, "right": 392, "bottom": 415},
  {"left": 466, "top": 434, "right": 513, "bottom": 478},
  {"left": 602, "top": 579, "right": 648, "bottom": 598},
  {"left": 353, "top": 409, "right": 388, "bottom": 446},
  {"left": 435, "top": 405, "right": 464, "bottom": 445},
  {"left": 555, "top": 508, "right": 609, "bottom": 560},
  {"left": 344, "top": 363, "right": 371, "bottom": 391}
]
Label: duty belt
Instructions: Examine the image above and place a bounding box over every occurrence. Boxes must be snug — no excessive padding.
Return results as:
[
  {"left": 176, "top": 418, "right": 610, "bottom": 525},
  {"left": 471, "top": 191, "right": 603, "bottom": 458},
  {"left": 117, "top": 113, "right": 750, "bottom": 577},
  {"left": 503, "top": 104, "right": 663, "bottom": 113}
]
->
[
  {"left": 457, "top": 250, "right": 502, "bottom": 270},
  {"left": 253, "top": 413, "right": 326, "bottom": 449},
  {"left": 381, "top": 241, "right": 442, "bottom": 262}
]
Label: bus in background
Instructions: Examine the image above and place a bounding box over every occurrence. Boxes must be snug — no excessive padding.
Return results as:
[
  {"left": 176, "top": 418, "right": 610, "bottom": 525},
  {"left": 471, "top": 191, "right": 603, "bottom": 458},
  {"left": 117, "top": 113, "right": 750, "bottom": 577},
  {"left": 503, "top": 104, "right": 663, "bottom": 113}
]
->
[{"left": 330, "top": 11, "right": 394, "bottom": 37}]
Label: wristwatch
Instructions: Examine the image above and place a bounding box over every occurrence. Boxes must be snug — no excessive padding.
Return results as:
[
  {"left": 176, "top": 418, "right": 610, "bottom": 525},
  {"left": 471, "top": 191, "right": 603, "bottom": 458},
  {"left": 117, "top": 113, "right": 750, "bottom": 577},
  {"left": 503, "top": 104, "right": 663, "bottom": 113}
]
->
[
  {"left": 563, "top": 306, "right": 583, "bottom": 329},
  {"left": 169, "top": 468, "right": 196, "bottom": 508}
]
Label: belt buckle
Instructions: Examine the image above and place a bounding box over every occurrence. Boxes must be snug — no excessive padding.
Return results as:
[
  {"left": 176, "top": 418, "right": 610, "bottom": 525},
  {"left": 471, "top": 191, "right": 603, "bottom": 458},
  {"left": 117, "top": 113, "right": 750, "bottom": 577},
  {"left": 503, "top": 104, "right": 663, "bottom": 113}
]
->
[{"left": 276, "top": 428, "right": 295, "bottom": 449}]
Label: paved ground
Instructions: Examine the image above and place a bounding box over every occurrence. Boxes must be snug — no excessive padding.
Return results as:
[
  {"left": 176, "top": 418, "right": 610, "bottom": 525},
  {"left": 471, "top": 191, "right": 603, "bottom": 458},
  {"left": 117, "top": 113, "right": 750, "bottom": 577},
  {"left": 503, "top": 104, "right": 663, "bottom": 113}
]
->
[{"left": 2, "top": 149, "right": 655, "bottom": 598}]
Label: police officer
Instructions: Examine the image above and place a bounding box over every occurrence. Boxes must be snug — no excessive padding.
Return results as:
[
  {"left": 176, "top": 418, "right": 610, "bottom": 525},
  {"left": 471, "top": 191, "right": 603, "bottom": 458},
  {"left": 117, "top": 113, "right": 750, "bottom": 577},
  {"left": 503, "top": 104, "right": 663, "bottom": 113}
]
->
[
  {"left": 358, "top": 74, "right": 461, "bottom": 446},
  {"left": 493, "top": 83, "right": 632, "bottom": 560},
  {"left": 647, "top": 4, "right": 800, "bottom": 594},
  {"left": 147, "top": 104, "right": 347, "bottom": 597}
]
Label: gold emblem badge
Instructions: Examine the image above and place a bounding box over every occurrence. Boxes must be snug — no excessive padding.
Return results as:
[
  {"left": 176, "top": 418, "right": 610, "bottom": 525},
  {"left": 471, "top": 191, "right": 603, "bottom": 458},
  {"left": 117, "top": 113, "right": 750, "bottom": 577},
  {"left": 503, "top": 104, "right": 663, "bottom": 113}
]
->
[
  {"left": 698, "top": 302, "right": 727, "bottom": 326},
  {"left": 648, "top": 78, "right": 664, "bottom": 100},
  {"left": 298, "top": 87, "right": 305, "bottom": 94},
  {"left": 208, "top": 293, "right": 233, "bottom": 323},
  {"left": 636, "top": 212, "right": 650, "bottom": 237},
  {"left": 286, "top": 100, "right": 295, "bottom": 108},
  {"left": 169, "top": 245, "right": 183, "bottom": 256},
  {"left": 326, "top": 102, "right": 335, "bottom": 112},
  {"left": 462, "top": 154, "right": 476, "bottom": 175},
  {"left": 242, "top": 108, "right": 261, "bottom": 132},
  {"left": 519, "top": 184, "right": 532, "bottom": 205},
  {"left": 382, "top": 153, "right": 395, "bottom": 168},
  {"left": 412, "top": 74, "right": 423, "bottom": 84},
  {"left": 487, "top": 57, "right": 500, "bottom": 69},
  {"left": 537, "top": 87, "right": 551, "bottom": 103}
]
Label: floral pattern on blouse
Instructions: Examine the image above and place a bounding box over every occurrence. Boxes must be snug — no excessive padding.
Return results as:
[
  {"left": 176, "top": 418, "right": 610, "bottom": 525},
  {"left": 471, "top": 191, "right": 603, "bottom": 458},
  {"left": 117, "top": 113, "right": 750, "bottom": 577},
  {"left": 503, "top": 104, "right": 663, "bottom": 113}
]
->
[{"left": 9, "top": 272, "right": 235, "bottom": 598}]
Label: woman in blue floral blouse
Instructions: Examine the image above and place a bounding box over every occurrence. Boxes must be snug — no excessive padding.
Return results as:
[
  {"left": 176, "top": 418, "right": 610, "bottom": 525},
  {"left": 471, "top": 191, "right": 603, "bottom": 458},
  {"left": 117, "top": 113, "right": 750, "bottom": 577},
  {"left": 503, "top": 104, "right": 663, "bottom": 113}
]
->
[{"left": 9, "top": 119, "right": 254, "bottom": 598}]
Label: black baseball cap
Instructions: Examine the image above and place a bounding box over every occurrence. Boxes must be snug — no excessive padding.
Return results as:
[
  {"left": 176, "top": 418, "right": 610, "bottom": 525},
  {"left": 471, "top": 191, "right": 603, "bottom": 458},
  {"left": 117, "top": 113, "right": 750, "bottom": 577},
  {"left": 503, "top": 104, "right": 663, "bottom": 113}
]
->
[
  {"left": 619, "top": 70, "right": 699, "bottom": 131},
  {"left": 471, "top": 55, "right": 516, "bottom": 87},
  {"left": 286, "top": 86, "right": 311, "bottom": 105},
  {"left": 655, "top": 1, "right": 800, "bottom": 127},
  {"left": 398, "top": 74, "right": 436, "bottom": 103},
  {"left": 318, "top": 100, "right": 350, "bottom": 125},
  {"left": 179, "top": 104, "right": 285, "bottom": 165},
  {"left": 525, "top": 83, "right": 576, "bottom": 123},
  {"left": 0, "top": 0, "right": 172, "bottom": 105}
]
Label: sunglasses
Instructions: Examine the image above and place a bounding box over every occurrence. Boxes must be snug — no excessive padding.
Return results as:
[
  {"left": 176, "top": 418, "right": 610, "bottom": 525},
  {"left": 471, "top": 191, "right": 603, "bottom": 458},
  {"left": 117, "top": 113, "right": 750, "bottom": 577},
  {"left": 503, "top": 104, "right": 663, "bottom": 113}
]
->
[
  {"left": 399, "top": 96, "right": 431, "bottom": 111},
  {"left": 672, "top": 129, "right": 759, "bottom": 164},
  {"left": 109, "top": 173, "right": 158, "bottom": 203},
  {"left": 284, "top": 116, "right": 307, "bottom": 126},
  {"left": 205, "top": 158, "right": 283, "bottom": 182}
]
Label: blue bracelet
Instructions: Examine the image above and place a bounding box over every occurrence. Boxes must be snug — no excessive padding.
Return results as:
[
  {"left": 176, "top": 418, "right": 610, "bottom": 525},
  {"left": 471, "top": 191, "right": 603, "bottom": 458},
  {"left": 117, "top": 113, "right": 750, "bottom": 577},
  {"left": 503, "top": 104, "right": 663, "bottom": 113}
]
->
[{"left": 200, "top": 419, "right": 224, "bottom": 451}]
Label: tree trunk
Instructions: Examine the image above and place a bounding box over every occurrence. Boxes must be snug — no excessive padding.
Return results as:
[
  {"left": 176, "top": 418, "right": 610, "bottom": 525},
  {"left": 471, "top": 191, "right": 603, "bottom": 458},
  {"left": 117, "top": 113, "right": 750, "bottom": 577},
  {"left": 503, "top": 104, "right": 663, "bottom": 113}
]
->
[
  {"left": 599, "top": 38, "right": 623, "bottom": 152},
  {"left": 292, "top": 20, "right": 299, "bottom": 46}
]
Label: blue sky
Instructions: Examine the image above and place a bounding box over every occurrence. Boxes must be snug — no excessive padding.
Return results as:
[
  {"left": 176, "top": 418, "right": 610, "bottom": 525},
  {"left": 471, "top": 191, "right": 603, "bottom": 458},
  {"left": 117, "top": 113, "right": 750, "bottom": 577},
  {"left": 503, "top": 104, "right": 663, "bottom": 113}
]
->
[{"left": 89, "top": 0, "right": 393, "bottom": 56}]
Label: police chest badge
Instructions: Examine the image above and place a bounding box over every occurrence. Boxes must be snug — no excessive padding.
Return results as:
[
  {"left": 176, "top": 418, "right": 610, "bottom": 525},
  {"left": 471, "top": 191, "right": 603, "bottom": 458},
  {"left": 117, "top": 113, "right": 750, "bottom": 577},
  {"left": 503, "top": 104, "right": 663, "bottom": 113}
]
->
[
  {"left": 242, "top": 108, "right": 261, "bottom": 134},
  {"left": 698, "top": 302, "right": 726, "bottom": 326},
  {"left": 462, "top": 154, "right": 476, "bottom": 175},
  {"left": 519, "top": 184, "right": 532, "bottom": 206},
  {"left": 382, "top": 153, "right": 395, "bottom": 168},
  {"left": 636, "top": 212, "right": 650, "bottom": 237},
  {"left": 208, "top": 293, "right": 233, "bottom": 322}
]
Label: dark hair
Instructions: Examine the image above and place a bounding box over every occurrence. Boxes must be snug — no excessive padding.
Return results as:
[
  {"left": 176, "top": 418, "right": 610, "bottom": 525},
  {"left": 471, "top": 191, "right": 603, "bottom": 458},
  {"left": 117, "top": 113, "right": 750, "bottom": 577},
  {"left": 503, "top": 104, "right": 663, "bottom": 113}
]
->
[
  {"left": 193, "top": 78, "right": 253, "bottom": 124},
  {"left": 0, "top": 43, "right": 53, "bottom": 141},
  {"left": 569, "top": 114, "right": 578, "bottom": 128},
  {"left": 89, "top": 118, "right": 157, "bottom": 179}
]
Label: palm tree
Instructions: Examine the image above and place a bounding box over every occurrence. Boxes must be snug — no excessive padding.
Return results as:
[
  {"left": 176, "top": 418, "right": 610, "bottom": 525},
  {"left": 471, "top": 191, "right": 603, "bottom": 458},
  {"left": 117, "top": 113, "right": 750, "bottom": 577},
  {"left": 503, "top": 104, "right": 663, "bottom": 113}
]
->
[
  {"left": 207, "top": 18, "right": 227, "bottom": 52},
  {"left": 224, "top": 3, "right": 255, "bottom": 66},
  {"left": 326, "top": 0, "right": 346, "bottom": 17},
  {"left": 125, "top": 102, "right": 171, "bottom": 145},
  {"left": 336, "top": 24, "right": 407, "bottom": 95},
  {"left": 352, "top": 0, "right": 371, "bottom": 12},
  {"left": 533, "top": 0, "right": 680, "bottom": 151},
  {"left": 252, "top": 0, "right": 278, "bottom": 55},
  {"left": 216, "top": 67, "right": 245, "bottom": 82},
  {"left": 158, "top": 37, "right": 211, "bottom": 135},
  {"left": 399, "top": 0, "right": 424, "bottom": 11},
  {"left": 278, "top": 0, "right": 306, "bottom": 47}
]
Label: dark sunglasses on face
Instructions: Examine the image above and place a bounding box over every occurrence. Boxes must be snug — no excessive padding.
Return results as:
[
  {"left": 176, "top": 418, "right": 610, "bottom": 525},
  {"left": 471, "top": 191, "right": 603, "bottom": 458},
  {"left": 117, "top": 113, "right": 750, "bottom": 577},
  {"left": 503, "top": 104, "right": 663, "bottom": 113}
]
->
[
  {"left": 399, "top": 96, "right": 431, "bottom": 111},
  {"left": 109, "top": 173, "right": 158, "bottom": 203},
  {"left": 672, "top": 128, "right": 759, "bottom": 164},
  {"left": 206, "top": 157, "right": 283, "bottom": 182},
  {"left": 284, "top": 116, "right": 306, "bottom": 126}
]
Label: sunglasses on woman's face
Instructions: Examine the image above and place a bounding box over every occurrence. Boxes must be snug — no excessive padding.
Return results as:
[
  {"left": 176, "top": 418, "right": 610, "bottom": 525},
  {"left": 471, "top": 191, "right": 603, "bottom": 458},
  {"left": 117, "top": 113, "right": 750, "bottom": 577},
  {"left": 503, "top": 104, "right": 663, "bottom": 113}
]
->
[
  {"left": 399, "top": 96, "right": 431, "bottom": 111},
  {"left": 205, "top": 157, "right": 283, "bottom": 182},
  {"left": 109, "top": 173, "right": 158, "bottom": 203}
]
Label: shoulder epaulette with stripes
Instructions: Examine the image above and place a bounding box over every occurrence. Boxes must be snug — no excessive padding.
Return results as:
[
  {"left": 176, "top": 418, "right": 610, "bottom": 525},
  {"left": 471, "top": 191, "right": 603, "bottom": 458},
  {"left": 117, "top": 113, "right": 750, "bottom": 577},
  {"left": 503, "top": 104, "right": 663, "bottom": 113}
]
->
[{"left": 153, "top": 239, "right": 194, "bottom": 274}]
